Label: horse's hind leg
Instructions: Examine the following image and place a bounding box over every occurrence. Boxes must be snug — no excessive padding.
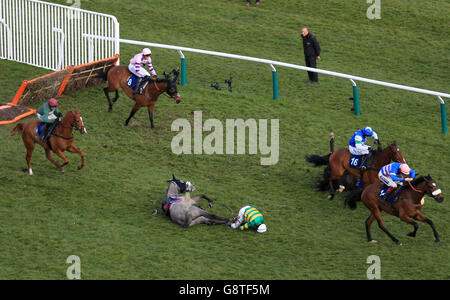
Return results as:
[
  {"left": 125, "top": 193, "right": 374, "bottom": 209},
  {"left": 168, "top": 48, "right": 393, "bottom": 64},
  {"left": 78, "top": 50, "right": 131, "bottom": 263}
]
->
[
  {"left": 372, "top": 209, "right": 402, "bottom": 245},
  {"left": 185, "top": 216, "right": 214, "bottom": 227},
  {"left": 25, "top": 141, "right": 35, "bottom": 176},
  {"left": 104, "top": 87, "right": 114, "bottom": 112},
  {"left": 365, "top": 214, "right": 377, "bottom": 243}
]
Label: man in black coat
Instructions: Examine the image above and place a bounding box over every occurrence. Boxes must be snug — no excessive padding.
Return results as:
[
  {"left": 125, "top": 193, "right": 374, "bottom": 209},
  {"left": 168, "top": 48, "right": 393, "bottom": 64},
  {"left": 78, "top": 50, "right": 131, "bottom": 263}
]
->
[{"left": 301, "top": 27, "right": 321, "bottom": 83}]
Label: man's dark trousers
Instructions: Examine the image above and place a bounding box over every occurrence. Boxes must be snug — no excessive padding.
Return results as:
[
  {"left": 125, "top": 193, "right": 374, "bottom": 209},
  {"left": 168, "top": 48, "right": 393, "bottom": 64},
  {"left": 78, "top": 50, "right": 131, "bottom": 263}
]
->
[{"left": 305, "top": 56, "right": 318, "bottom": 82}]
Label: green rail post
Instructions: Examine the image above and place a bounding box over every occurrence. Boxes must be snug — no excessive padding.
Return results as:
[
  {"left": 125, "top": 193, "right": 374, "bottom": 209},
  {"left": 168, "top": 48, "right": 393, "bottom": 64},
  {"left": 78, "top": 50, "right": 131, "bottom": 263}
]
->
[
  {"left": 439, "top": 97, "right": 447, "bottom": 134},
  {"left": 350, "top": 79, "right": 360, "bottom": 115},
  {"left": 178, "top": 50, "right": 186, "bottom": 86},
  {"left": 271, "top": 64, "right": 278, "bottom": 100}
]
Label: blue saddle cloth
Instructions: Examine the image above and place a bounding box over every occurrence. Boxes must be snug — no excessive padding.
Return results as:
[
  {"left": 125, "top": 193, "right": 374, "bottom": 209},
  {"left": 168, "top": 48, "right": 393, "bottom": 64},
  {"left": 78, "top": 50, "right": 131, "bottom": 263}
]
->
[
  {"left": 378, "top": 186, "right": 400, "bottom": 204},
  {"left": 36, "top": 122, "right": 45, "bottom": 135},
  {"left": 162, "top": 196, "right": 184, "bottom": 214},
  {"left": 349, "top": 154, "right": 362, "bottom": 169},
  {"left": 126, "top": 74, "right": 139, "bottom": 88}
]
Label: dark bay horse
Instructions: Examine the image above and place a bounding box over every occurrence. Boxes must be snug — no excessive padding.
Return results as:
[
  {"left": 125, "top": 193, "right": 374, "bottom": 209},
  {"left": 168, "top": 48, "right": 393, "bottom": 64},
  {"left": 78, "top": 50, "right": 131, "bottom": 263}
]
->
[
  {"left": 307, "top": 139, "right": 406, "bottom": 200},
  {"left": 103, "top": 66, "right": 181, "bottom": 128},
  {"left": 163, "top": 175, "right": 235, "bottom": 227},
  {"left": 361, "top": 175, "right": 443, "bottom": 245},
  {"left": 10, "top": 110, "right": 87, "bottom": 175}
]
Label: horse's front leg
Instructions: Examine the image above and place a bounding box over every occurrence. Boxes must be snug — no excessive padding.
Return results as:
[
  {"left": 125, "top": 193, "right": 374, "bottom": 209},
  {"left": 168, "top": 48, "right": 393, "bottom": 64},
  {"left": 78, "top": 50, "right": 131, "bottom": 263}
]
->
[
  {"left": 125, "top": 103, "right": 142, "bottom": 126},
  {"left": 148, "top": 103, "right": 155, "bottom": 129},
  {"left": 52, "top": 148, "right": 70, "bottom": 172},
  {"left": 67, "top": 144, "right": 85, "bottom": 170},
  {"left": 415, "top": 212, "right": 440, "bottom": 245},
  {"left": 191, "top": 194, "right": 214, "bottom": 208}
]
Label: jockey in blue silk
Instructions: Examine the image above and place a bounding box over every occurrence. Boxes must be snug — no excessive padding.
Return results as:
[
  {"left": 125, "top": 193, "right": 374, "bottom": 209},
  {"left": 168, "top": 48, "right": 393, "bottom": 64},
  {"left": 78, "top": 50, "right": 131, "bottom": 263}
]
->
[
  {"left": 348, "top": 126, "right": 379, "bottom": 169},
  {"left": 378, "top": 163, "right": 416, "bottom": 201}
]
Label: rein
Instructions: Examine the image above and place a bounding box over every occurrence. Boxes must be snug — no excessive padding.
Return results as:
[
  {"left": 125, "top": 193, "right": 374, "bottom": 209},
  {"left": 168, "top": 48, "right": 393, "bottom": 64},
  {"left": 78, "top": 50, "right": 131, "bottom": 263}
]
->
[
  {"left": 408, "top": 180, "right": 424, "bottom": 193},
  {"left": 153, "top": 80, "right": 161, "bottom": 92},
  {"left": 51, "top": 115, "right": 80, "bottom": 140}
]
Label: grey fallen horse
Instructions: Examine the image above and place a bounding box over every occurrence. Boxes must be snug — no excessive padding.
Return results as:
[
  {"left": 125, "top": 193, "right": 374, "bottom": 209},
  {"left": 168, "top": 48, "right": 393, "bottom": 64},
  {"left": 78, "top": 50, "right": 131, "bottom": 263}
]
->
[{"left": 162, "top": 175, "right": 234, "bottom": 227}]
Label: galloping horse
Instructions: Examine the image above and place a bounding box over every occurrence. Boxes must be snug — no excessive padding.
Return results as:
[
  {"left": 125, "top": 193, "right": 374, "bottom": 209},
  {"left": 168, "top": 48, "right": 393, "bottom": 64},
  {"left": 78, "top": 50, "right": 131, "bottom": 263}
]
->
[
  {"left": 162, "top": 175, "right": 235, "bottom": 227},
  {"left": 10, "top": 110, "right": 87, "bottom": 175},
  {"left": 307, "top": 140, "right": 406, "bottom": 200},
  {"left": 361, "top": 175, "right": 443, "bottom": 245},
  {"left": 103, "top": 66, "right": 181, "bottom": 128}
]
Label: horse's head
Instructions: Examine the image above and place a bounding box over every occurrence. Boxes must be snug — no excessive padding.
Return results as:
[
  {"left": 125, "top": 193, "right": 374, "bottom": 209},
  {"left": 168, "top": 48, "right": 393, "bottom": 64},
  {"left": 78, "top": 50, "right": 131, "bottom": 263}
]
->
[
  {"left": 420, "top": 175, "right": 444, "bottom": 203},
  {"left": 164, "top": 69, "right": 181, "bottom": 104},
  {"left": 386, "top": 141, "right": 406, "bottom": 163},
  {"left": 167, "top": 174, "right": 195, "bottom": 194},
  {"left": 69, "top": 110, "right": 87, "bottom": 135}
]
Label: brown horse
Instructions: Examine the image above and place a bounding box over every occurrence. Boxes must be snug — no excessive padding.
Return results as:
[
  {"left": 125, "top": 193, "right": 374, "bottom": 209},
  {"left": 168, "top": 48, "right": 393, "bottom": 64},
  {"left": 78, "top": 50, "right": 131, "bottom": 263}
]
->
[
  {"left": 103, "top": 67, "right": 181, "bottom": 128},
  {"left": 361, "top": 175, "right": 443, "bottom": 245},
  {"left": 307, "top": 141, "right": 406, "bottom": 200},
  {"left": 10, "top": 110, "right": 87, "bottom": 175}
]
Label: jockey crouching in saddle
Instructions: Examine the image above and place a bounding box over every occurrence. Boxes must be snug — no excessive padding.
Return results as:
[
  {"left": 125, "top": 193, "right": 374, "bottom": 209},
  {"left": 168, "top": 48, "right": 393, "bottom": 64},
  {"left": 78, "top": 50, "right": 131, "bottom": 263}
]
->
[
  {"left": 128, "top": 48, "right": 158, "bottom": 95},
  {"left": 348, "top": 126, "right": 379, "bottom": 170},
  {"left": 36, "top": 98, "right": 62, "bottom": 142},
  {"left": 378, "top": 163, "right": 416, "bottom": 202}
]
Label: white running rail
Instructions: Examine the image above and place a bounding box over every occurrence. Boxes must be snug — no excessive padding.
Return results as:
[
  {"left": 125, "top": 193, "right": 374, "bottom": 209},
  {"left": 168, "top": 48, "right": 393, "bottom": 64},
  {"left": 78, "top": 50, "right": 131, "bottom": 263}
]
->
[{"left": 0, "top": 0, "right": 119, "bottom": 70}]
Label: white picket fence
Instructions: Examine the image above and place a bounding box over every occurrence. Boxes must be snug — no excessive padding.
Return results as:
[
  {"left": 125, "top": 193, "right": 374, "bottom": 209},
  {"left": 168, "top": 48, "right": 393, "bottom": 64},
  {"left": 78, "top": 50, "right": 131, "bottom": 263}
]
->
[{"left": 0, "top": 0, "right": 119, "bottom": 71}]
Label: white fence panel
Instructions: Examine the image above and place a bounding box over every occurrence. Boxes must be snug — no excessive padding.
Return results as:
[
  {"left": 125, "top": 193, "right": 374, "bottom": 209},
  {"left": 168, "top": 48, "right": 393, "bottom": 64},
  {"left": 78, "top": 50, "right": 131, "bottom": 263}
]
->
[{"left": 0, "top": 0, "right": 119, "bottom": 71}]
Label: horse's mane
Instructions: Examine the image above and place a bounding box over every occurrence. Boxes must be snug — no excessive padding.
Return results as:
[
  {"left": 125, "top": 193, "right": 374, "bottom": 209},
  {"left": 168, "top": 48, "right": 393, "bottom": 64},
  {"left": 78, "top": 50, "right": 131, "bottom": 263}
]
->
[
  {"left": 407, "top": 175, "right": 434, "bottom": 191},
  {"left": 410, "top": 176, "right": 426, "bottom": 186}
]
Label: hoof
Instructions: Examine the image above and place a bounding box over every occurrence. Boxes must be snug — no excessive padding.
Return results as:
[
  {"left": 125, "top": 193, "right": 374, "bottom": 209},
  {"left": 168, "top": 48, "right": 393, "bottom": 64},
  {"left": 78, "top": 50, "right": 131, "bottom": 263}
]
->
[
  {"left": 368, "top": 240, "right": 378, "bottom": 243},
  {"left": 435, "top": 240, "right": 440, "bottom": 246},
  {"left": 396, "top": 241, "right": 402, "bottom": 246},
  {"left": 28, "top": 169, "right": 33, "bottom": 176},
  {"left": 327, "top": 194, "right": 334, "bottom": 200},
  {"left": 407, "top": 232, "right": 416, "bottom": 237}
]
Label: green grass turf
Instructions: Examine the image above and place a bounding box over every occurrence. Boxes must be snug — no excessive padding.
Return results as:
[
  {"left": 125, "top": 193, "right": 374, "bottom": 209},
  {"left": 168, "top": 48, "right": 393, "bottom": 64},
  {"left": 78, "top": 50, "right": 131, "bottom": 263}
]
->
[{"left": 0, "top": 0, "right": 449, "bottom": 279}]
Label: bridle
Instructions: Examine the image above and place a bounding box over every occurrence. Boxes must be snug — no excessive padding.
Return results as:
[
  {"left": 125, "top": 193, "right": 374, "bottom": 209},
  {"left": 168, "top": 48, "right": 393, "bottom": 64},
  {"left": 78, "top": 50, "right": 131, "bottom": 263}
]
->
[{"left": 52, "top": 113, "right": 84, "bottom": 140}]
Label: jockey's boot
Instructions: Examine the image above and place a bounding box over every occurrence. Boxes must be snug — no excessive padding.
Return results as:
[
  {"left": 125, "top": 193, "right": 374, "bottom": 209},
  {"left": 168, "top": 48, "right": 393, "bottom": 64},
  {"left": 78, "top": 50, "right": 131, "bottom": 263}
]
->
[
  {"left": 360, "top": 154, "right": 369, "bottom": 170},
  {"left": 39, "top": 123, "right": 49, "bottom": 141},
  {"left": 380, "top": 186, "right": 395, "bottom": 203},
  {"left": 133, "top": 77, "right": 143, "bottom": 95}
]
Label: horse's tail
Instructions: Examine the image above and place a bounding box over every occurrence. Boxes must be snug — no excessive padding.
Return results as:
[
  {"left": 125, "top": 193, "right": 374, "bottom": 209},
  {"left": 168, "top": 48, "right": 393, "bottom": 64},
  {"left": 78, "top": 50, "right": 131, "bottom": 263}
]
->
[
  {"left": 306, "top": 153, "right": 330, "bottom": 166},
  {"left": 344, "top": 187, "right": 363, "bottom": 210},
  {"left": 103, "top": 66, "right": 112, "bottom": 81},
  {"left": 316, "top": 165, "right": 332, "bottom": 191},
  {"left": 10, "top": 123, "right": 24, "bottom": 136}
]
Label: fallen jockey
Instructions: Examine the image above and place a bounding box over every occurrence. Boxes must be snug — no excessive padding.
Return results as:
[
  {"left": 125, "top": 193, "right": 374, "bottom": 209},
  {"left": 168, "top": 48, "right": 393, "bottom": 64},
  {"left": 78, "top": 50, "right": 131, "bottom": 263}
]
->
[{"left": 230, "top": 205, "right": 266, "bottom": 233}]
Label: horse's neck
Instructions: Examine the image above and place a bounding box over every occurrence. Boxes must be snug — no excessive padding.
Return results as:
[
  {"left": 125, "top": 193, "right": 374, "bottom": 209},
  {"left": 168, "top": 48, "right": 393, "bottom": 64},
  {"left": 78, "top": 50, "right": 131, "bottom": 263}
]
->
[
  {"left": 146, "top": 80, "right": 167, "bottom": 97},
  {"left": 183, "top": 192, "right": 192, "bottom": 208},
  {"left": 403, "top": 180, "right": 426, "bottom": 204},
  {"left": 166, "top": 183, "right": 179, "bottom": 199},
  {"left": 373, "top": 148, "right": 393, "bottom": 167},
  {"left": 58, "top": 113, "right": 74, "bottom": 131}
]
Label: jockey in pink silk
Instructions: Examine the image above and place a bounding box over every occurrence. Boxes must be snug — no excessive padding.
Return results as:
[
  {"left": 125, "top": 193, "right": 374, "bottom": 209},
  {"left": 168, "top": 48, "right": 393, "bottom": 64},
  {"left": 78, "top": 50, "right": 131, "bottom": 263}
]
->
[{"left": 128, "top": 48, "right": 157, "bottom": 95}]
